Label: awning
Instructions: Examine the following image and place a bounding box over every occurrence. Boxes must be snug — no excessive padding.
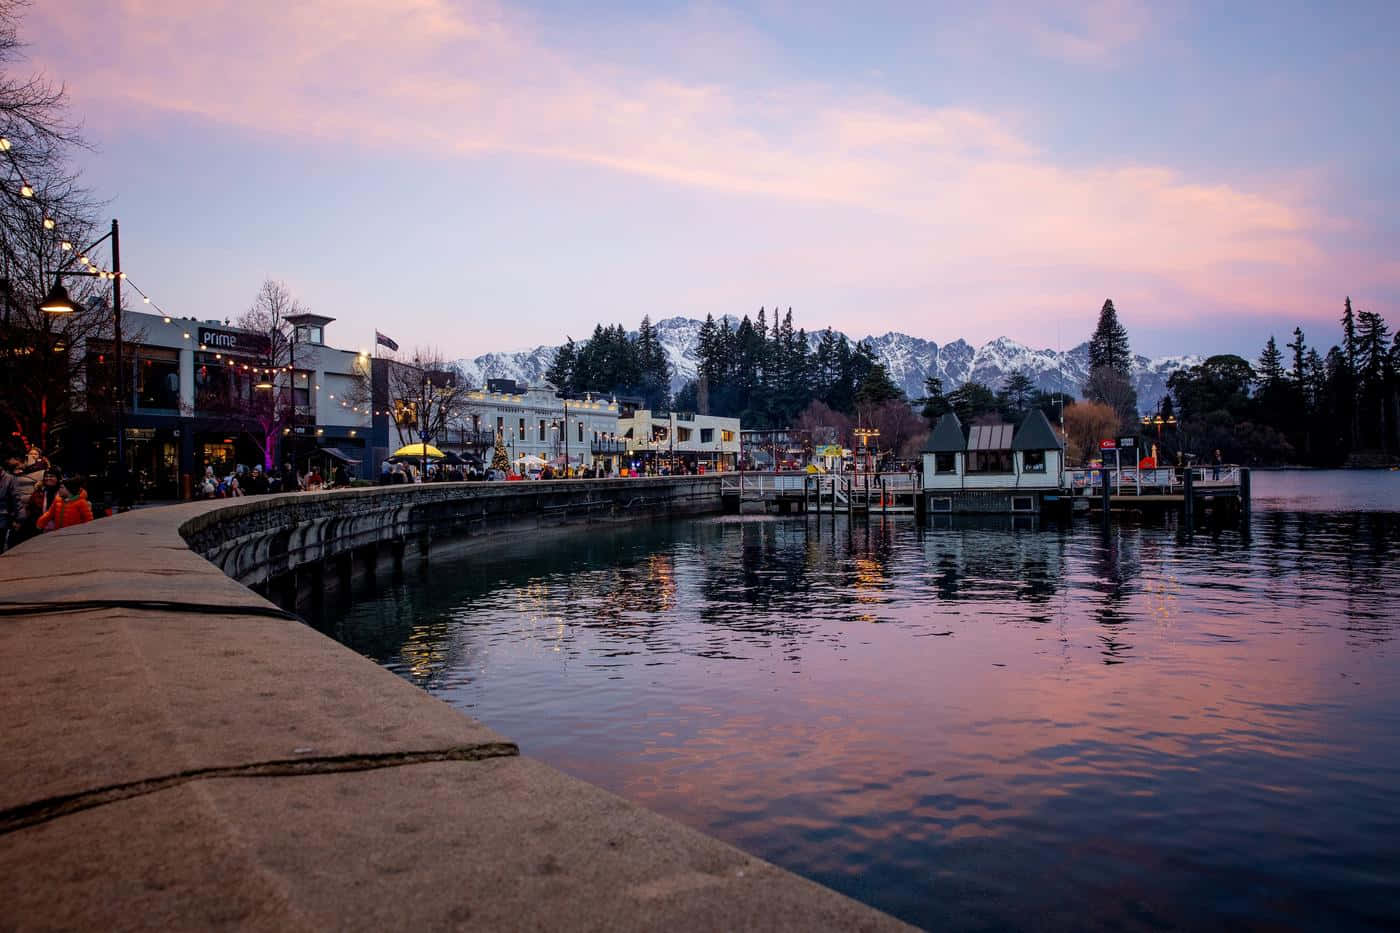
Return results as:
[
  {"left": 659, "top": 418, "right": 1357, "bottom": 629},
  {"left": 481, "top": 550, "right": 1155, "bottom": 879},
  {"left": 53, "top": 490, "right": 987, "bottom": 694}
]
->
[{"left": 319, "top": 447, "right": 362, "bottom": 463}]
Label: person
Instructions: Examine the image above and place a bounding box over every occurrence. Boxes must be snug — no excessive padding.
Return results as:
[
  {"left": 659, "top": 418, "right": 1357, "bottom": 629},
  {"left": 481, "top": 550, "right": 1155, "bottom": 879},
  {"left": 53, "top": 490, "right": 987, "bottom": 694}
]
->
[
  {"left": 0, "top": 458, "right": 20, "bottom": 553},
  {"left": 201, "top": 466, "right": 218, "bottom": 499},
  {"left": 379, "top": 459, "right": 392, "bottom": 485},
  {"left": 333, "top": 463, "right": 349, "bottom": 488},
  {"left": 39, "top": 476, "right": 94, "bottom": 530},
  {"left": 245, "top": 466, "right": 268, "bottom": 496},
  {"left": 25, "top": 469, "right": 62, "bottom": 536},
  {"left": 1212, "top": 449, "right": 1223, "bottom": 481},
  {"left": 306, "top": 467, "right": 324, "bottom": 491}
]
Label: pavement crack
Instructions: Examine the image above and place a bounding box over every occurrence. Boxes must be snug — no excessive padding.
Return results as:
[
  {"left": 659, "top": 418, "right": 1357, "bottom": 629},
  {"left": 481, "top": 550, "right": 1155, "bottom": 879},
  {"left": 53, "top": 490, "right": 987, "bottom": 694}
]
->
[{"left": 0, "top": 743, "right": 519, "bottom": 835}]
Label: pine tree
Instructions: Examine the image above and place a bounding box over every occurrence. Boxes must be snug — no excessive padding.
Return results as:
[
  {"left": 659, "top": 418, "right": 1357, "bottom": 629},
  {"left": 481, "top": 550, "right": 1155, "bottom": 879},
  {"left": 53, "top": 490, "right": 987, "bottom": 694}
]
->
[
  {"left": 1088, "top": 299, "right": 1132, "bottom": 374},
  {"left": 1287, "top": 328, "right": 1308, "bottom": 387},
  {"left": 999, "top": 370, "right": 1036, "bottom": 418},
  {"left": 919, "top": 374, "right": 951, "bottom": 423},
  {"left": 545, "top": 338, "right": 577, "bottom": 393},
  {"left": 1341, "top": 297, "right": 1358, "bottom": 374},
  {"left": 1258, "top": 336, "right": 1286, "bottom": 386}
]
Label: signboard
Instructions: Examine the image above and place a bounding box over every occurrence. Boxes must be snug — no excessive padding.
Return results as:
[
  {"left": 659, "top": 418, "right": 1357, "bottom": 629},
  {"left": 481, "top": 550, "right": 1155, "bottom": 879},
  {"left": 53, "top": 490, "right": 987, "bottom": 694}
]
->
[
  {"left": 1099, "top": 439, "right": 1117, "bottom": 450},
  {"left": 197, "top": 326, "right": 270, "bottom": 357},
  {"left": 1118, "top": 437, "right": 1136, "bottom": 449}
]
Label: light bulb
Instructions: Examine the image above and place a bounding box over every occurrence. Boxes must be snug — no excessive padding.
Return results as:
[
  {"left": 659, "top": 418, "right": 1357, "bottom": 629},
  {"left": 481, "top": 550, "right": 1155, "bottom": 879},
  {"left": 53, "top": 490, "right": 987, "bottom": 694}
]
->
[
  {"left": 20, "top": 185, "right": 33, "bottom": 198},
  {"left": 0, "top": 138, "right": 10, "bottom": 150},
  {"left": 43, "top": 217, "right": 55, "bottom": 229},
  {"left": 143, "top": 297, "right": 150, "bottom": 303},
  {"left": 60, "top": 241, "right": 71, "bottom": 250}
]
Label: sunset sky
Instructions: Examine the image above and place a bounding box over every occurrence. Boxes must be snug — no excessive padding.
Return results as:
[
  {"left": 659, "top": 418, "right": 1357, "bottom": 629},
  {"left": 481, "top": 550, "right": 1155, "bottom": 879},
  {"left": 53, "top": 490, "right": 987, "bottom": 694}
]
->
[{"left": 27, "top": 0, "right": 1400, "bottom": 360}]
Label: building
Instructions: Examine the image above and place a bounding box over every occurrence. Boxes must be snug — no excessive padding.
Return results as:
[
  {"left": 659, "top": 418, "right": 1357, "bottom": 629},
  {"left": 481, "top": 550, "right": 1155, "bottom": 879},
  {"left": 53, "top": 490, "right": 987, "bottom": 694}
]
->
[
  {"left": 72, "top": 309, "right": 371, "bottom": 497},
  {"left": 921, "top": 409, "right": 1065, "bottom": 513},
  {"left": 370, "top": 379, "right": 623, "bottom": 475},
  {"left": 619, "top": 409, "right": 740, "bottom": 474}
]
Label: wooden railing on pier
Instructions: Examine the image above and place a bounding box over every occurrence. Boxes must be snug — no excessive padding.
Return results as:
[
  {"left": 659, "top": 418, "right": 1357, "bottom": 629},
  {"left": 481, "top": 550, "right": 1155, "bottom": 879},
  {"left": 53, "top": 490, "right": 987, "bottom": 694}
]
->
[
  {"left": 720, "top": 471, "right": 921, "bottom": 513},
  {"left": 1065, "top": 465, "right": 1241, "bottom": 497}
]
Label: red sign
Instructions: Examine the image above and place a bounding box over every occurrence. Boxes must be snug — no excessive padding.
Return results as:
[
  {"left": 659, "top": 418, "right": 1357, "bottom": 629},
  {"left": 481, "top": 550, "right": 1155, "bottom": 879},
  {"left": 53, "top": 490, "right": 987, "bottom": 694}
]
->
[{"left": 1099, "top": 439, "right": 1117, "bottom": 450}]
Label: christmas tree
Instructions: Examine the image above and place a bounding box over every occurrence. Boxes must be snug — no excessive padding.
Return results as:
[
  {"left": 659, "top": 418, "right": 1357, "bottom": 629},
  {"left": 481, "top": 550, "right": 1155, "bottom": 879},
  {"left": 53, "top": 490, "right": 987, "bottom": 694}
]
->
[{"left": 491, "top": 430, "right": 510, "bottom": 474}]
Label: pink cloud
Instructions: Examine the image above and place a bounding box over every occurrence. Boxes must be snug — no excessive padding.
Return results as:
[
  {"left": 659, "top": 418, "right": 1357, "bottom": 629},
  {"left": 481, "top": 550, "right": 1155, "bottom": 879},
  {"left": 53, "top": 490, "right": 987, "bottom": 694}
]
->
[{"left": 26, "top": 0, "right": 1387, "bottom": 349}]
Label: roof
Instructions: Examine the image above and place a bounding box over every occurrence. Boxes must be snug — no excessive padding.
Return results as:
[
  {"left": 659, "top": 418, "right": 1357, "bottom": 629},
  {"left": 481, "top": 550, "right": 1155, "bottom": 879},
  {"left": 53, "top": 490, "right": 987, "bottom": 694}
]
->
[
  {"left": 1012, "top": 408, "right": 1064, "bottom": 450},
  {"left": 285, "top": 313, "right": 336, "bottom": 327},
  {"left": 924, "top": 412, "right": 966, "bottom": 452},
  {"left": 968, "top": 423, "right": 1015, "bottom": 451}
]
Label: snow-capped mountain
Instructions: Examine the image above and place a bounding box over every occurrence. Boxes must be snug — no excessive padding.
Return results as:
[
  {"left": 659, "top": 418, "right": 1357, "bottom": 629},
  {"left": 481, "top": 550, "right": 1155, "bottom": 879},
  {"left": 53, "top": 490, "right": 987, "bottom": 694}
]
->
[{"left": 451, "top": 316, "right": 1199, "bottom": 414}]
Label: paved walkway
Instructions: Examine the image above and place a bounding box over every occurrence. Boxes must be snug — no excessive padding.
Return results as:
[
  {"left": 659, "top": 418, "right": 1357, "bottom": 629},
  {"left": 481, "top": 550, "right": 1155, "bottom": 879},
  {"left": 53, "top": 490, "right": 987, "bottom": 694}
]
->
[{"left": 0, "top": 492, "right": 910, "bottom": 931}]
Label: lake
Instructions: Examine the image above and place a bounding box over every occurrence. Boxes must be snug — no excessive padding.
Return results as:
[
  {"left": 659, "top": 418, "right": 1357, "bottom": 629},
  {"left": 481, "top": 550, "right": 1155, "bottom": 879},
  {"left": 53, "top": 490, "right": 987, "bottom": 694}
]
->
[{"left": 321, "top": 470, "right": 1400, "bottom": 931}]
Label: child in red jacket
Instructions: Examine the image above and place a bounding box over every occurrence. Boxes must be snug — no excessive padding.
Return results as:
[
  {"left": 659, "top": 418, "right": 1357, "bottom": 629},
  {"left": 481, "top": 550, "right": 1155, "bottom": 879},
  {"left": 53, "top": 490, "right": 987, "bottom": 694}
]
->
[{"left": 39, "top": 477, "right": 94, "bottom": 530}]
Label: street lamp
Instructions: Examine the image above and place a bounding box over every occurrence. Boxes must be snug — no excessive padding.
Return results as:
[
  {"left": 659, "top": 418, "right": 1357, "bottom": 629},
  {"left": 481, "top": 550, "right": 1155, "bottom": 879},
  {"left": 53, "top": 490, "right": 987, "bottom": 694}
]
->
[
  {"left": 41, "top": 219, "right": 125, "bottom": 495},
  {"left": 1141, "top": 414, "right": 1177, "bottom": 439}
]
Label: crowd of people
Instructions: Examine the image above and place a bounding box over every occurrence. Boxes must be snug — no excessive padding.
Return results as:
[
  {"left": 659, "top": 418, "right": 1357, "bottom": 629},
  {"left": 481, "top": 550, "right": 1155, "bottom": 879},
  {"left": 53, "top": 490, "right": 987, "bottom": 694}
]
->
[
  {"left": 1, "top": 451, "right": 99, "bottom": 553},
  {"left": 196, "top": 461, "right": 354, "bottom": 499}
]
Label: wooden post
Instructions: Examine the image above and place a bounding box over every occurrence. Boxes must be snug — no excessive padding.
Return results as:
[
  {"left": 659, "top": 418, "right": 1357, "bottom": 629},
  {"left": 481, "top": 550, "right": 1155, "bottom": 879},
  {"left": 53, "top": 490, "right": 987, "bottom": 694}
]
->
[
  {"left": 1183, "top": 466, "right": 1195, "bottom": 534},
  {"left": 847, "top": 476, "right": 853, "bottom": 518},
  {"left": 881, "top": 478, "right": 887, "bottom": 516},
  {"left": 1239, "top": 466, "right": 1251, "bottom": 525},
  {"left": 1100, "top": 467, "right": 1111, "bottom": 514},
  {"left": 803, "top": 474, "right": 810, "bottom": 515}
]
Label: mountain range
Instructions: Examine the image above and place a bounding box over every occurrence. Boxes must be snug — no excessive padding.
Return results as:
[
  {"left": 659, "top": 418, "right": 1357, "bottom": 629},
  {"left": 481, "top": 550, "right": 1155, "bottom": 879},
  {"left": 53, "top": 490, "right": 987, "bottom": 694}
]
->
[{"left": 452, "top": 316, "right": 1199, "bottom": 414}]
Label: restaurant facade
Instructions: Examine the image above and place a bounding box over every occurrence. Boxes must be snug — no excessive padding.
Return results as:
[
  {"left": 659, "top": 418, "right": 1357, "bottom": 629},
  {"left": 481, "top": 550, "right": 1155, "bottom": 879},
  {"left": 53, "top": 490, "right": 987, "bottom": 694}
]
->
[{"left": 70, "top": 310, "right": 372, "bottom": 498}]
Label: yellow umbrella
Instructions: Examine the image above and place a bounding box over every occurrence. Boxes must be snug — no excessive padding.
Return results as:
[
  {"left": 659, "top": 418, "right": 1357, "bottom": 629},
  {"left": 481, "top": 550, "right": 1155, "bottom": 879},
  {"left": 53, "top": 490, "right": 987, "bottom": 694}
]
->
[{"left": 391, "top": 442, "right": 446, "bottom": 459}]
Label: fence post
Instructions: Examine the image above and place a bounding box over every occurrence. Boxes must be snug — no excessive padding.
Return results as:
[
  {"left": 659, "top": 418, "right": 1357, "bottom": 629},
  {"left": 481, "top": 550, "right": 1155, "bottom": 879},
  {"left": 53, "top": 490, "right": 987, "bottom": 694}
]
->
[{"left": 1183, "top": 466, "right": 1195, "bottom": 535}]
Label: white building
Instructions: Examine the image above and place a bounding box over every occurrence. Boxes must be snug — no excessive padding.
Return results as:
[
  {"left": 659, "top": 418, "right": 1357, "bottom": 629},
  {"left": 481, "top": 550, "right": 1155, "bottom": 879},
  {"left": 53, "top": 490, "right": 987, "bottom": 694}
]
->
[
  {"left": 450, "top": 380, "right": 623, "bottom": 472},
  {"left": 921, "top": 409, "right": 1065, "bottom": 512},
  {"left": 618, "top": 409, "right": 740, "bottom": 474}
]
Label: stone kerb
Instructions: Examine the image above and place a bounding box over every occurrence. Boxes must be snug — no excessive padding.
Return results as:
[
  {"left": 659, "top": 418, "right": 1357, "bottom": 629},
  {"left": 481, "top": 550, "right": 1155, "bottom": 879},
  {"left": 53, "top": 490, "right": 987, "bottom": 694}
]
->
[{"left": 0, "top": 479, "right": 907, "bottom": 930}]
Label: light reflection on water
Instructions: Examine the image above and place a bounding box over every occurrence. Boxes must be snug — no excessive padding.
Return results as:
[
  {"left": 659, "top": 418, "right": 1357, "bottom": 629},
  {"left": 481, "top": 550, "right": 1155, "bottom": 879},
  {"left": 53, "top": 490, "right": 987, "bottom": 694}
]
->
[{"left": 324, "top": 472, "right": 1400, "bottom": 931}]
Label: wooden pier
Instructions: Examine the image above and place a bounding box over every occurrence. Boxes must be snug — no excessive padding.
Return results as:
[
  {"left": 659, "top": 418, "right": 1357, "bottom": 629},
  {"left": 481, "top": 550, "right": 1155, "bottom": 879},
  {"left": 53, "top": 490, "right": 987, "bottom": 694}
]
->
[{"left": 720, "top": 471, "right": 921, "bottom": 516}]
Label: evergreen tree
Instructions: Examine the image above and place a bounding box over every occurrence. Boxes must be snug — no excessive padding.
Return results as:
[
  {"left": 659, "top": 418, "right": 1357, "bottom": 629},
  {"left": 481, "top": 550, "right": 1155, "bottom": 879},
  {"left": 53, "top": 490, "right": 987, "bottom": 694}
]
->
[
  {"left": 998, "top": 370, "right": 1036, "bottom": 419},
  {"left": 1088, "top": 299, "right": 1132, "bottom": 374},
  {"left": 1258, "top": 336, "right": 1286, "bottom": 386},
  {"left": 545, "top": 338, "right": 577, "bottom": 393},
  {"left": 1287, "top": 327, "right": 1308, "bottom": 387},
  {"left": 947, "top": 382, "right": 999, "bottom": 424},
  {"left": 1341, "top": 297, "right": 1358, "bottom": 373},
  {"left": 919, "top": 374, "right": 951, "bottom": 423}
]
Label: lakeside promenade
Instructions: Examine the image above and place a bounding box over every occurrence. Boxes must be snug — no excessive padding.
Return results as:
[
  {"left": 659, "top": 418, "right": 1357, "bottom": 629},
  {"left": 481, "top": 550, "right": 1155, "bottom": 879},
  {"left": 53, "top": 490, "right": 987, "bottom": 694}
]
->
[{"left": 0, "top": 483, "right": 908, "bottom": 931}]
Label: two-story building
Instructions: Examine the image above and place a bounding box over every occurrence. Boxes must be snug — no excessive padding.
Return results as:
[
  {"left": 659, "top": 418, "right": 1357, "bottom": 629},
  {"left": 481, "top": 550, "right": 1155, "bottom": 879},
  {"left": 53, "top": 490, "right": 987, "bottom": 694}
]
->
[
  {"left": 920, "top": 409, "right": 1065, "bottom": 514},
  {"left": 618, "top": 410, "right": 740, "bottom": 474},
  {"left": 370, "top": 378, "right": 623, "bottom": 475},
  {"left": 73, "top": 309, "right": 371, "bottom": 497}
]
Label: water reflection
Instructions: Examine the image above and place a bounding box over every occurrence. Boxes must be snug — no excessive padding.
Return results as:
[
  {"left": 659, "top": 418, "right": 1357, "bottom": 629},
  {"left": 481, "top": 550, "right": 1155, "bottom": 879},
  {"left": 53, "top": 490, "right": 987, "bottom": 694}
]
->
[{"left": 326, "top": 497, "right": 1400, "bottom": 932}]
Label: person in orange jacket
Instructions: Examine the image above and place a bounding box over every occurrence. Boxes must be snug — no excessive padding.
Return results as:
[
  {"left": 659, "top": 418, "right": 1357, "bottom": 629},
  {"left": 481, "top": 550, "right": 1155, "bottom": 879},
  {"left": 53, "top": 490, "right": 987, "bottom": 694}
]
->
[{"left": 38, "top": 476, "right": 94, "bottom": 531}]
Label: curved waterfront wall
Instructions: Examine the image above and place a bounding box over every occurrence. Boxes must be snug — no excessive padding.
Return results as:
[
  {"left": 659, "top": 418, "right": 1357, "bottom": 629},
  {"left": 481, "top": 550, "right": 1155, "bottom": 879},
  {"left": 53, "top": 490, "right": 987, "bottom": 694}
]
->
[{"left": 0, "top": 482, "right": 905, "bottom": 931}]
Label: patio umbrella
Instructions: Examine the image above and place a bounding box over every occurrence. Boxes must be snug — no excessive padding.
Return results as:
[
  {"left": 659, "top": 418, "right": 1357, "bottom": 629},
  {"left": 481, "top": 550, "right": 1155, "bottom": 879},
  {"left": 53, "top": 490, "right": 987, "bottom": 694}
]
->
[
  {"left": 513, "top": 454, "right": 547, "bottom": 468},
  {"left": 391, "top": 443, "right": 445, "bottom": 460}
]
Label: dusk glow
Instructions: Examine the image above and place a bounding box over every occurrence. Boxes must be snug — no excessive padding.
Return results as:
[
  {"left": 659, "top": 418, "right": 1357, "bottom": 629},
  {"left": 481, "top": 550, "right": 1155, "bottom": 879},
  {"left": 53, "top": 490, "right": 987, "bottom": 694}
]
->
[{"left": 30, "top": 0, "right": 1398, "bottom": 356}]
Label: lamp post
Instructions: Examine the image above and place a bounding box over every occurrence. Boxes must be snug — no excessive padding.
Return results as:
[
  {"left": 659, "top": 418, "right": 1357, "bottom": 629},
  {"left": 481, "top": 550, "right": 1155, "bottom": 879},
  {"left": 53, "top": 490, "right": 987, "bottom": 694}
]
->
[{"left": 40, "top": 218, "right": 125, "bottom": 501}]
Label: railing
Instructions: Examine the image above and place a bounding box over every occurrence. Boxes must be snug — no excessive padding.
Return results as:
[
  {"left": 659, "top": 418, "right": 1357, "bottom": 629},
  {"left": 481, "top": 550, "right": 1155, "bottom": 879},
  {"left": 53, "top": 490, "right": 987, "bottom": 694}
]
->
[
  {"left": 721, "top": 471, "right": 921, "bottom": 511},
  {"left": 1066, "top": 465, "right": 1241, "bottom": 496}
]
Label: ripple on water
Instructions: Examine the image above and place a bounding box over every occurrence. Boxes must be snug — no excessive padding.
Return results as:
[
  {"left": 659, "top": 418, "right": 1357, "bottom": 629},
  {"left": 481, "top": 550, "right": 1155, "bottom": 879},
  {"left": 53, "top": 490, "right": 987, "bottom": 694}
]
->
[{"left": 322, "top": 486, "right": 1400, "bottom": 932}]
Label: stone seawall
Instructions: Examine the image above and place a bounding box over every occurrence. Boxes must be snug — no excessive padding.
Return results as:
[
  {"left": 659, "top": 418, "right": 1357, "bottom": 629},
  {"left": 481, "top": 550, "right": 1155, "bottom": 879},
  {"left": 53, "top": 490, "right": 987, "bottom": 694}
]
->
[{"left": 0, "top": 481, "right": 908, "bottom": 931}]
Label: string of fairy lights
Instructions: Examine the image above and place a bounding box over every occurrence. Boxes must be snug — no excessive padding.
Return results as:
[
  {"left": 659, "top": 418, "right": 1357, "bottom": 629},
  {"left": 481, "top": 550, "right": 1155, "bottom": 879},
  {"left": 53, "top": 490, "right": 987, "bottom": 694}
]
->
[{"left": 0, "top": 133, "right": 349, "bottom": 402}]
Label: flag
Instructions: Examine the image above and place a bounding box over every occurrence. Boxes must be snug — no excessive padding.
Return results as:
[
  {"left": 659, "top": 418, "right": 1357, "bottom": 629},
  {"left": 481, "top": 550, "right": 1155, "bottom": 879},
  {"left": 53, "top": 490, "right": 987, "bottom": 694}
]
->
[{"left": 375, "top": 330, "right": 399, "bottom": 352}]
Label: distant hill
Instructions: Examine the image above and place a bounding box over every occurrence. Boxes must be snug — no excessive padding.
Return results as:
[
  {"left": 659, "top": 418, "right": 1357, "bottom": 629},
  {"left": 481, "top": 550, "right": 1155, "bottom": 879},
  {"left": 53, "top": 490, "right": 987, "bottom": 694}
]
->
[{"left": 452, "top": 316, "right": 1199, "bottom": 414}]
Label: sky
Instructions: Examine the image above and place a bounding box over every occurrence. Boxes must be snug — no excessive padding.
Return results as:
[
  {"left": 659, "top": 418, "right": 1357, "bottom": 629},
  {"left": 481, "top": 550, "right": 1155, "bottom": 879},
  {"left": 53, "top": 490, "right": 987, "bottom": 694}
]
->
[{"left": 23, "top": 0, "right": 1400, "bottom": 360}]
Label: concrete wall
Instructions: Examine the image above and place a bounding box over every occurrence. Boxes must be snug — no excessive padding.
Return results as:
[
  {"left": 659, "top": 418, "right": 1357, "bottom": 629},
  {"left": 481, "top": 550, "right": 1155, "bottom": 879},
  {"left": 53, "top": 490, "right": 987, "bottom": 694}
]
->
[{"left": 0, "top": 481, "right": 905, "bottom": 930}]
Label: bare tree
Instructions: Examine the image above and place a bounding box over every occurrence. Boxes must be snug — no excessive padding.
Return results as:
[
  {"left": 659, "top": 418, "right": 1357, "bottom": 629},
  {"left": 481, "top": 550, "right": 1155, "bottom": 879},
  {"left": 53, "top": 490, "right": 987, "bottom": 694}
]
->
[
  {"left": 869, "top": 400, "right": 928, "bottom": 461},
  {"left": 0, "top": 0, "right": 110, "bottom": 460},
  {"left": 346, "top": 346, "right": 479, "bottom": 460},
  {"left": 1063, "top": 401, "right": 1119, "bottom": 465},
  {"left": 229, "top": 279, "right": 306, "bottom": 469}
]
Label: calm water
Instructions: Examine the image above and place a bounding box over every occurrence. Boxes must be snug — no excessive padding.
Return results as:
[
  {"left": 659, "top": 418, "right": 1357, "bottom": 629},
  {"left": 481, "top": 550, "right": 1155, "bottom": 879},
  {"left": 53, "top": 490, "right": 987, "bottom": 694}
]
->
[{"left": 322, "top": 470, "right": 1400, "bottom": 931}]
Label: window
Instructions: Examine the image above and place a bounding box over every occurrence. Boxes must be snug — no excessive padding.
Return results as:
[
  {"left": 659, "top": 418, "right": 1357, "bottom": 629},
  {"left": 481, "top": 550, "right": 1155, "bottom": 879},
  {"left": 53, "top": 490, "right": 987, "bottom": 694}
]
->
[
  {"left": 134, "top": 347, "right": 180, "bottom": 413},
  {"left": 967, "top": 450, "right": 1013, "bottom": 474},
  {"left": 539, "top": 419, "right": 546, "bottom": 442},
  {"left": 495, "top": 416, "right": 504, "bottom": 435},
  {"left": 518, "top": 417, "right": 526, "bottom": 438},
  {"left": 292, "top": 370, "right": 312, "bottom": 416},
  {"left": 578, "top": 421, "right": 584, "bottom": 443},
  {"left": 678, "top": 427, "right": 692, "bottom": 442},
  {"left": 700, "top": 428, "right": 714, "bottom": 443},
  {"left": 721, "top": 429, "right": 735, "bottom": 443},
  {"left": 1022, "top": 450, "right": 1047, "bottom": 473},
  {"left": 1012, "top": 496, "right": 1035, "bottom": 512},
  {"left": 934, "top": 452, "right": 956, "bottom": 474},
  {"left": 294, "top": 324, "right": 323, "bottom": 345},
  {"left": 932, "top": 497, "right": 953, "bottom": 513}
]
